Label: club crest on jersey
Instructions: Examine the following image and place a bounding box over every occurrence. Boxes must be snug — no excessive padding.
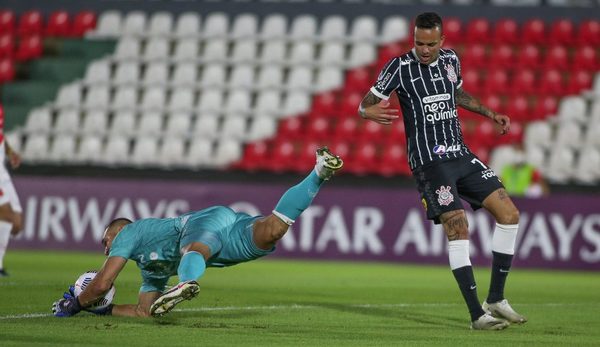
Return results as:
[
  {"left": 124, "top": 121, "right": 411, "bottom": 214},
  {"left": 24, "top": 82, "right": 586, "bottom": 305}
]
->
[
  {"left": 445, "top": 64, "right": 458, "bottom": 83},
  {"left": 436, "top": 185, "right": 454, "bottom": 206}
]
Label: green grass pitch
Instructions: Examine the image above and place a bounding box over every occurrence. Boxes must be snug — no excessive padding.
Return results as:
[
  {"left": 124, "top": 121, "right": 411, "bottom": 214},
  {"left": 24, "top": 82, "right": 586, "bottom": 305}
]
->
[{"left": 1, "top": 250, "right": 599, "bottom": 346}]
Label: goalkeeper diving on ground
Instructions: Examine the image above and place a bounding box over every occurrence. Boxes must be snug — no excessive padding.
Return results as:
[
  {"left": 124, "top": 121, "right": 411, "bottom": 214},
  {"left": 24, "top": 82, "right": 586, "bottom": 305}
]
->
[{"left": 51, "top": 147, "right": 343, "bottom": 318}]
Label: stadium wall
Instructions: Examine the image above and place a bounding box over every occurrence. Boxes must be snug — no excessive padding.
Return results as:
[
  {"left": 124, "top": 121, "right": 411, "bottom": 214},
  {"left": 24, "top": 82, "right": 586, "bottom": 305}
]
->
[{"left": 10, "top": 176, "right": 600, "bottom": 271}]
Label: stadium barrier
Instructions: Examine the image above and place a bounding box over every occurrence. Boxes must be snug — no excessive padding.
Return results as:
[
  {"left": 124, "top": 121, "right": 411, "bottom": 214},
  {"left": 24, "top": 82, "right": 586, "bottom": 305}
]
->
[{"left": 11, "top": 175, "right": 599, "bottom": 271}]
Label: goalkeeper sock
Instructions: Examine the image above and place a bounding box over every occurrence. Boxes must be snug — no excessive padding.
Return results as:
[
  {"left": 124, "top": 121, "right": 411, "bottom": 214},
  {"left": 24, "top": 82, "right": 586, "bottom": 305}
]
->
[
  {"left": 177, "top": 251, "right": 206, "bottom": 282},
  {"left": 0, "top": 220, "right": 13, "bottom": 269},
  {"left": 273, "top": 170, "right": 324, "bottom": 225}
]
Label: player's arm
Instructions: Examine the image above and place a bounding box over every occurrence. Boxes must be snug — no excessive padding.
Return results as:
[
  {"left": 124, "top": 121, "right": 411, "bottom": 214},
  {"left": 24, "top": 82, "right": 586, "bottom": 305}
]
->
[
  {"left": 4, "top": 140, "right": 21, "bottom": 169},
  {"left": 358, "top": 91, "right": 400, "bottom": 125},
  {"left": 111, "top": 291, "right": 161, "bottom": 318},
  {"left": 77, "top": 256, "right": 127, "bottom": 307},
  {"left": 455, "top": 88, "right": 510, "bottom": 135}
]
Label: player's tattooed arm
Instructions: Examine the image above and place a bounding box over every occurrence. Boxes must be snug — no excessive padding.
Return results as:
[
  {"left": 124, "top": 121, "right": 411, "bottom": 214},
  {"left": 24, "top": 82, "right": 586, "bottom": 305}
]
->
[
  {"left": 358, "top": 91, "right": 400, "bottom": 125},
  {"left": 456, "top": 88, "right": 511, "bottom": 135},
  {"left": 455, "top": 88, "right": 496, "bottom": 120}
]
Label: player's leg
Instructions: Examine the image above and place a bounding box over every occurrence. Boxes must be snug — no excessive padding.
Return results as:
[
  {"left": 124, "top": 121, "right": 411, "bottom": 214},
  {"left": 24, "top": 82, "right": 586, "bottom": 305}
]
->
[
  {"left": 0, "top": 203, "right": 14, "bottom": 277},
  {"left": 481, "top": 188, "right": 527, "bottom": 324},
  {"left": 112, "top": 291, "right": 161, "bottom": 317},
  {"left": 254, "top": 146, "right": 343, "bottom": 250}
]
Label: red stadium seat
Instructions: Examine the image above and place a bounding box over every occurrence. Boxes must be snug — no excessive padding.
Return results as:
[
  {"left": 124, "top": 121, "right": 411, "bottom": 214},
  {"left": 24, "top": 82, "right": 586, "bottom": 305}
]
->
[
  {"left": 516, "top": 44, "right": 541, "bottom": 69},
  {"left": 443, "top": 17, "right": 462, "bottom": 48},
  {"left": 347, "top": 143, "right": 378, "bottom": 175},
  {"left": 263, "top": 140, "right": 296, "bottom": 173},
  {"left": 489, "top": 44, "right": 514, "bottom": 69},
  {"left": 358, "top": 119, "right": 385, "bottom": 142},
  {"left": 17, "top": 10, "right": 43, "bottom": 37},
  {"left": 15, "top": 35, "right": 42, "bottom": 61},
  {"left": 483, "top": 69, "right": 508, "bottom": 95},
  {"left": 573, "top": 46, "right": 598, "bottom": 71},
  {"left": 330, "top": 140, "right": 352, "bottom": 165},
  {"left": 531, "top": 95, "right": 558, "bottom": 120},
  {"left": 499, "top": 121, "right": 523, "bottom": 145},
  {"left": 379, "top": 143, "right": 408, "bottom": 177},
  {"left": 505, "top": 95, "right": 530, "bottom": 122},
  {"left": 511, "top": 68, "right": 536, "bottom": 96},
  {"left": 334, "top": 117, "right": 359, "bottom": 141},
  {"left": 387, "top": 119, "right": 406, "bottom": 143},
  {"left": 72, "top": 11, "right": 97, "bottom": 37},
  {"left": 472, "top": 121, "right": 496, "bottom": 148},
  {"left": 493, "top": 18, "right": 518, "bottom": 45},
  {"left": 238, "top": 141, "right": 269, "bottom": 171},
  {"left": 521, "top": 19, "right": 545, "bottom": 45},
  {"left": 469, "top": 142, "right": 490, "bottom": 164},
  {"left": 46, "top": 10, "right": 70, "bottom": 37},
  {"left": 483, "top": 94, "right": 503, "bottom": 115},
  {"left": 278, "top": 117, "right": 305, "bottom": 140},
  {"left": 338, "top": 92, "right": 363, "bottom": 119},
  {"left": 344, "top": 67, "right": 372, "bottom": 94},
  {"left": 577, "top": 20, "right": 600, "bottom": 45},
  {"left": 543, "top": 45, "right": 569, "bottom": 70},
  {"left": 465, "top": 18, "right": 491, "bottom": 44},
  {"left": 0, "top": 10, "right": 15, "bottom": 35},
  {"left": 539, "top": 69, "right": 564, "bottom": 96},
  {"left": 460, "top": 44, "right": 487, "bottom": 69},
  {"left": 566, "top": 70, "right": 593, "bottom": 95},
  {"left": 305, "top": 117, "right": 331, "bottom": 141},
  {"left": 548, "top": 19, "right": 574, "bottom": 46},
  {"left": 0, "top": 58, "right": 14, "bottom": 83},
  {"left": 0, "top": 34, "right": 14, "bottom": 58},
  {"left": 377, "top": 42, "right": 404, "bottom": 70},
  {"left": 293, "top": 140, "right": 321, "bottom": 173},
  {"left": 312, "top": 91, "right": 337, "bottom": 117},
  {"left": 460, "top": 69, "right": 480, "bottom": 92}
]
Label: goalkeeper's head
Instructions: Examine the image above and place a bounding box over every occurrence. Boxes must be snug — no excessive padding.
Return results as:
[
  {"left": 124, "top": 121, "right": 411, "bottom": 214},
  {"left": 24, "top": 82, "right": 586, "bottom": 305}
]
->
[{"left": 102, "top": 218, "right": 133, "bottom": 256}]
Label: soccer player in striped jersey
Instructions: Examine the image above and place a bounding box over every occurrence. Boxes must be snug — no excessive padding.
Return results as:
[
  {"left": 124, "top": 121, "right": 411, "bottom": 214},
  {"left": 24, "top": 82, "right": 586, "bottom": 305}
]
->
[
  {"left": 52, "top": 147, "right": 343, "bottom": 318},
  {"left": 359, "top": 12, "right": 526, "bottom": 330}
]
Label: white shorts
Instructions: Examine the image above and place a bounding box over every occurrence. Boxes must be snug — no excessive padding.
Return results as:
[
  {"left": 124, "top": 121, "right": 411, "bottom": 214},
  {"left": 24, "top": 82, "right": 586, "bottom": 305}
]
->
[{"left": 0, "top": 176, "right": 22, "bottom": 213}]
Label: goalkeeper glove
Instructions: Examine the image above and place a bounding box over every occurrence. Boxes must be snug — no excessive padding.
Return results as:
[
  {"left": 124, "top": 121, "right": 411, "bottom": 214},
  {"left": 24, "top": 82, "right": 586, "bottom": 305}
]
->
[
  {"left": 52, "top": 296, "right": 82, "bottom": 317},
  {"left": 60, "top": 285, "right": 114, "bottom": 316}
]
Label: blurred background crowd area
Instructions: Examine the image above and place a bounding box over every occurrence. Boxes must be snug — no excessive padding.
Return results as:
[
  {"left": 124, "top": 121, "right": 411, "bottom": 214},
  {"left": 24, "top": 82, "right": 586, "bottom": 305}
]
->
[{"left": 1, "top": 0, "right": 599, "bottom": 195}]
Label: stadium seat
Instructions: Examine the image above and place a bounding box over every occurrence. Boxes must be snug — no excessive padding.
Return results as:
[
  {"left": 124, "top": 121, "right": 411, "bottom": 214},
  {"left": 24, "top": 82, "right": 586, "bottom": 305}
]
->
[
  {"left": 72, "top": 11, "right": 97, "bottom": 37},
  {"left": 83, "top": 85, "right": 110, "bottom": 110},
  {"left": 556, "top": 96, "right": 587, "bottom": 124},
  {"left": 482, "top": 94, "right": 504, "bottom": 115},
  {"left": 137, "top": 112, "right": 163, "bottom": 136},
  {"left": 81, "top": 110, "right": 108, "bottom": 135},
  {"left": 93, "top": 10, "right": 122, "bottom": 38},
  {"left": 545, "top": 147, "right": 574, "bottom": 183},
  {"left": 489, "top": 144, "right": 517, "bottom": 173},
  {"left": 334, "top": 117, "right": 359, "bottom": 141},
  {"left": 259, "top": 41, "right": 286, "bottom": 65},
  {"left": 524, "top": 121, "right": 552, "bottom": 149},
  {"left": 110, "top": 111, "right": 137, "bottom": 136},
  {"left": 543, "top": 45, "right": 569, "bottom": 70},
  {"left": 148, "top": 11, "right": 173, "bottom": 37},
  {"left": 173, "top": 38, "right": 199, "bottom": 62},
  {"left": 24, "top": 107, "right": 52, "bottom": 134},
  {"left": 465, "top": 18, "right": 491, "bottom": 44},
  {"left": 573, "top": 148, "right": 600, "bottom": 184},
  {"left": 196, "top": 89, "right": 223, "bottom": 114},
  {"left": 377, "top": 42, "right": 404, "bottom": 69},
  {"left": 510, "top": 68, "right": 536, "bottom": 96},
  {"left": 46, "top": 11, "right": 70, "bottom": 37},
  {"left": 348, "top": 143, "right": 378, "bottom": 175},
  {"left": 293, "top": 140, "right": 321, "bottom": 173},
  {"left": 338, "top": 92, "right": 363, "bottom": 119},
  {"left": 247, "top": 116, "right": 277, "bottom": 141},
  {"left": 164, "top": 112, "right": 192, "bottom": 137},
  {"left": 461, "top": 44, "right": 487, "bottom": 69},
  {"left": 186, "top": 138, "right": 214, "bottom": 168},
  {"left": 289, "top": 14, "right": 318, "bottom": 41},
  {"left": 213, "top": 138, "right": 242, "bottom": 168},
  {"left": 524, "top": 144, "right": 546, "bottom": 173},
  {"left": 286, "top": 67, "right": 313, "bottom": 92},
  {"left": 259, "top": 13, "right": 287, "bottom": 41},
  {"left": 224, "top": 90, "right": 251, "bottom": 116},
  {"left": 379, "top": 143, "right": 409, "bottom": 177},
  {"left": 157, "top": 137, "right": 186, "bottom": 168},
  {"left": 171, "top": 63, "right": 197, "bottom": 87},
  {"left": 0, "top": 10, "right": 16, "bottom": 35},
  {"left": 15, "top": 35, "right": 42, "bottom": 61},
  {"left": 22, "top": 133, "right": 49, "bottom": 163},
  {"left": 314, "top": 67, "right": 343, "bottom": 92},
  {"left": 84, "top": 59, "right": 112, "bottom": 85},
  {"left": 539, "top": 69, "right": 564, "bottom": 96},
  {"left": 318, "top": 42, "right": 345, "bottom": 66},
  {"left": 489, "top": 44, "right": 514, "bottom": 69},
  {"left": 112, "top": 86, "right": 138, "bottom": 111},
  {"left": 143, "top": 62, "right": 169, "bottom": 86},
  {"left": 130, "top": 136, "right": 159, "bottom": 167},
  {"left": 555, "top": 121, "right": 583, "bottom": 149},
  {"left": 143, "top": 38, "right": 170, "bottom": 62},
  {"left": 566, "top": 70, "right": 593, "bottom": 95},
  {"left": 237, "top": 140, "right": 268, "bottom": 171},
  {"left": 0, "top": 58, "right": 15, "bottom": 82},
  {"left": 230, "top": 13, "right": 258, "bottom": 41},
  {"left": 505, "top": 95, "right": 530, "bottom": 122},
  {"left": 583, "top": 122, "right": 600, "bottom": 148},
  {"left": 18, "top": 10, "right": 43, "bottom": 37},
  {"left": 256, "top": 66, "right": 284, "bottom": 90},
  {"left": 193, "top": 115, "right": 220, "bottom": 140},
  {"left": 347, "top": 42, "right": 377, "bottom": 68},
  {"left": 288, "top": 41, "right": 316, "bottom": 66},
  {"left": 202, "top": 12, "right": 229, "bottom": 39},
  {"left": 113, "top": 62, "right": 140, "bottom": 86},
  {"left": 263, "top": 139, "right": 296, "bottom": 173},
  {"left": 460, "top": 69, "right": 480, "bottom": 91},
  {"left": 531, "top": 95, "right": 558, "bottom": 120},
  {"left": 48, "top": 134, "right": 76, "bottom": 163},
  {"left": 230, "top": 40, "right": 258, "bottom": 63},
  {"left": 319, "top": 15, "right": 348, "bottom": 42},
  {"left": 573, "top": 46, "right": 598, "bottom": 71},
  {"left": 55, "top": 82, "right": 82, "bottom": 109},
  {"left": 278, "top": 117, "right": 305, "bottom": 140},
  {"left": 548, "top": 18, "right": 574, "bottom": 46},
  {"left": 228, "top": 65, "right": 255, "bottom": 90},
  {"left": 312, "top": 91, "right": 337, "bottom": 117},
  {"left": 387, "top": 119, "right": 406, "bottom": 143},
  {"left": 520, "top": 18, "right": 545, "bottom": 45},
  {"left": 202, "top": 39, "right": 228, "bottom": 62},
  {"left": 380, "top": 16, "right": 408, "bottom": 44},
  {"left": 443, "top": 17, "right": 462, "bottom": 47},
  {"left": 100, "top": 135, "right": 130, "bottom": 166},
  {"left": 220, "top": 116, "right": 248, "bottom": 140},
  {"left": 516, "top": 44, "right": 541, "bottom": 69},
  {"left": 168, "top": 88, "right": 195, "bottom": 113},
  {"left": 54, "top": 109, "right": 80, "bottom": 134},
  {"left": 358, "top": 120, "right": 386, "bottom": 142},
  {"left": 174, "top": 12, "right": 200, "bottom": 38},
  {"left": 577, "top": 20, "right": 600, "bottom": 45},
  {"left": 254, "top": 90, "right": 281, "bottom": 117},
  {"left": 0, "top": 34, "right": 14, "bottom": 58},
  {"left": 492, "top": 18, "right": 518, "bottom": 45},
  {"left": 483, "top": 69, "right": 509, "bottom": 95},
  {"left": 114, "top": 38, "right": 141, "bottom": 61},
  {"left": 349, "top": 15, "right": 377, "bottom": 42},
  {"left": 344, "top": 67, "right": 372, "bottom": 94},
  {"left": 305, "top": 117, "right": 331, "bottom": 141},
  {"left": 122, "top": 11, "right": 147, "bottom": 37},
  {"left": 140, "top": 86, "right": 166, "bottom": 112},
  {"left": 76, "top": 135, "right": 103, "bottom": 164}
]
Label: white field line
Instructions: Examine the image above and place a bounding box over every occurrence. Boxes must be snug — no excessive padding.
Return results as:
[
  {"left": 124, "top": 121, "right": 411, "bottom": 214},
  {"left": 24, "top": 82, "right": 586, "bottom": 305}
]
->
[{"left": 1, "top": 302, "right": 598, "bottom": 320}]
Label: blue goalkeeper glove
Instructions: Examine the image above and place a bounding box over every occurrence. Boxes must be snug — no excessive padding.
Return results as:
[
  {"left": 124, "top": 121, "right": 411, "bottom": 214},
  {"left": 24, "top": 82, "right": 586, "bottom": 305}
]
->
[
  {"left": 59, "top": 285, "right": 114, "bottom": 316},
  {"left": 52, "top": 296, "right": 82, "bottom": 317}
]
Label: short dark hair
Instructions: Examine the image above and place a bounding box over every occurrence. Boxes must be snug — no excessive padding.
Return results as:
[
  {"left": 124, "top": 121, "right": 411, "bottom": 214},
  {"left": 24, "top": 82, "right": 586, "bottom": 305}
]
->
[
  {"left": 415, "top": 12, "right": 443, "bottom": 32},
  {"left": 106, "top": 217, "right": 133, "bottom": 231}
]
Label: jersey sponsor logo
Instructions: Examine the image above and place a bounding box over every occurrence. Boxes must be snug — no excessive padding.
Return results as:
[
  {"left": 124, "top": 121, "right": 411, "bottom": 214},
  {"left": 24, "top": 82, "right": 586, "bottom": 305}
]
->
[
  {"left": 436, "top": 185, "right": 454, "bottom": 206},
  {"left": 423, "top": 93, "right": 458, "bottom": 123},
  {"left": 150, "top": 252, "right": 159, "bottom": 260},
  {"left": 375, "top": 72, "right": 392, "bottom": 90},
  {"left": 410, "top": 76, "right": 421, "bottom": 83},
  {"left": 432, "top": 144, "right": 461, "bottom": 155},
  {"left": 445, "top": 64, "right": 458, "bottom": 83},
  {"left": 480, "top": 168, "right": 498, "bottom": 180}
]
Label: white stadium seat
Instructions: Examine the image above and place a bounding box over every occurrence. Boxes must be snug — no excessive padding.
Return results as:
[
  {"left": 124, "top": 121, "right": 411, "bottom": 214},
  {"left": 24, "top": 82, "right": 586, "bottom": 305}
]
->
[
  {"left": 175, "top": 12, "right": 201, "bottom": 38},
  {"left": 202, "top": 12, "right": 229, "bottom": 39},
  {"left": 131, "top": 136, "right": 159, "bottom": 167},
  {"left": 525, "top": 145, "right": 547, "bottom": 174},
  {"left": 81, "top": 110, "right": 108, "bottom": 135},
  {"left": 112, "top": 86, "right": 138, "bottom": 111},
  {"left": 256, "top": 66, "right": 284, "bottom": 90},
  {"left": 489, "top": 144, "right": 517, "bottom": 174},
  {"left": 25, "top": 107, "right": 52, "bottom": 134},
  {"left": 148, "top": 11, "right": 173, "bottom": 37},
  {"left": 84, "top": 59, "right": 112, "bottom": 86},
  {"left": 318, "top": 43, "right": 346, "bottom": 66},
  {"left": 224, "top": 90, "right": 251, "bottom": 116},
  {"left": 380, "top": 16, "right": 409, "bottom": 44},
  {"left": 556, "top": 96, "right": 588, "bottom": 124},
  {"left": 545, "top": 147, "right": 575, "bottom": 183},
  {"left": 55, "top": 82, "right": 82, "bottom": 109},
  {"left": 76, "top": 135, "right": 103, "bottom": 164},
  {"left": 282, "top": 91, "right": 310, "bottom": 117},
  {"left": 196, "top": 90, "right": 224, "bottom": 115},
  {"left": 143, "top": 38, "right": 170, "bottom": 62},
  {"left": 554, "top": 122, "right": 583, "bottom": 149},
  {"left": 230, "top": 13, "right": 258, "bottom": 40},
  {"left": 230, "top": 41, "right": 258, "bottom": 63},
  {"left": 157, "top": 137, "right": 186, "bottom": 168},
  {"left": 143, "top": 62, "right": 169, "bottom": 86},
  {"left": 314, "top": 67, "right": 343, "bottom": 92},
  {"left": 92, "top": 11, "right": 122, "bottom": 38},
  {"left": 114, "top": 38, "right": 141, "bottom": 61},
  {"left": 122, "top": 11, "right": 147, "bottom": 37},
  {"left": 168, "top": 88, "right": 196, "bottom": 112},
  {"left": 286, "top": 67, "right": 313, "bottom": 92},
  {"left": 254, "top": 90, "right": 281, "bottom": 117},
  {"left": 140, "top": 86, "right": 167, "bottom": 112},
  {"left": 289, "top": 14, "right": 317, "bottom": 41},
  {"left": 202, "top": 39, "right": 228, "bottom": 62},
  {"left": 193, "top": 115, "right": 220, "bottom": 139},
  {"left": 350, "top": 16, "right": 378, "bottom": 42},
  {"left": 165, "top": 113, "right": 192, "bottom": 137},
  {"left": 220, "top": 116, "right": 248, "bottom": 140},
  {"left": 200, "top": 64, "right": 228, "bottom": 89},
  {"left": 213, "top": 139, "right": 242, "bottom": 168},
  {"left": 173, "top": 39, "right": 199, "bottom": 62},
  {"left": 171, "top": 63, "right": 198, "bottom": 87},
  {"left": 113, "top": 62, "right": 140, "bottom": 86},
  {"left": 347, "top": 42, "right": 377, "bottom": 67},
  {"left": 186, "top": 138, "right": 214, "bottom": 168},
  {"left": 137, "top": 111, "right": 163, "bottom": 136},
  {"left": 524, "top": 121, "right": 553, "bottom": 149},
  {"left": 247, "top": 116, "right": 276, "bottom": 141},
  {"left": 83, "top": 85, "right": 110, "bottom": 110},
  {"left": 228, "top": 65, "right": 255, "bottom": 90},
  {"left": 288, "top": 42, "right": 315, "bottom": 66},
  {"left": 260, "top": 13, "right": 288, "bottom": 41},
  {"left": 110, "top": 111, "right": 137, "bottom": 136},
  {"left": 573, "top": 148, "right": 600, "bottom": 184},
  {"left": 53, "top": 109, "right": 80, "bottom": 134},
  {"left": 22, "top": 133, "right": 50, "bottom": 163},
  {"left": 48, "top": 134, "right": 77, "bottom": 163},
  {"left": 100, "top": 135, "right": 130, "bottom": 166},
  {"left": 319, "top": 15, "right": 348, "bottom": 42},
  {"left": 583, "top": 122, "right": 600, "bottom": 148},
  {"left": 259, "top": 41, "right": 286, "bottom": 65}
]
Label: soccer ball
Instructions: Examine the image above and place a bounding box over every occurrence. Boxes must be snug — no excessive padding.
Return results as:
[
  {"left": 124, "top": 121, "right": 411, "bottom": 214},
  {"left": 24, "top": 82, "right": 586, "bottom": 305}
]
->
[{"left": 73, "top": 270, "right": 116, "bottom": 310}]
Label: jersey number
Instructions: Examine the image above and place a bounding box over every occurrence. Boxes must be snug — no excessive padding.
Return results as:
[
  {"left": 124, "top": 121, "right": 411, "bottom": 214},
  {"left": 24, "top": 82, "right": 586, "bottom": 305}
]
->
[{"left": 471, "top": 158, "right": 488, "bottom": 169}]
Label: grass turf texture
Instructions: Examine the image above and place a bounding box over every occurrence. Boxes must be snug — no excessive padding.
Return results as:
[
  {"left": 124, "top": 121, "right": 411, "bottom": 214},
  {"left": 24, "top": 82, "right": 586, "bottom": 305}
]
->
[{"left": 1, "top": 251, "right": 599, "bottom": 346}]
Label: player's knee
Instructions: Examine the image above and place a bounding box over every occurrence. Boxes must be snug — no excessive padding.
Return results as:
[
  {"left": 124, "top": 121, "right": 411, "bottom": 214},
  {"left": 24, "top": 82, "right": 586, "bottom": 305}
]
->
[
  {"left": 497, "top": 207, "right": 520, "bottom": 225},
  {"left": 440, "top": 210, "right": 469, "bottom": 240}
]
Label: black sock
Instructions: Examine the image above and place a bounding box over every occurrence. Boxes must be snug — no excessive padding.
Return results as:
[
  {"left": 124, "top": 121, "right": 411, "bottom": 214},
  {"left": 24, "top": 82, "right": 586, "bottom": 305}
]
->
[
  {"left": 487, "top": 251, "right": 513, "bottom": 304},
  {"left": 452, "top": 266, "right": 485, "bottom": 321}
]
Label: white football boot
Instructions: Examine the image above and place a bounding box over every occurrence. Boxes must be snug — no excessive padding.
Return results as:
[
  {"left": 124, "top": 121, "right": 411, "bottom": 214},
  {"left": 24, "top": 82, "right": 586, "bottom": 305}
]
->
[
  {"left": 470, "top": 313, "right": 510, "bottom": 330},
  {"left": 150, "top": 280, "right": 200, "bottom": 317},
  {"left": 483, "top": 299, "right": 528, "bottom": 324},
  {"left": 315, "top": 146, "right": 343, "bottom": 180}
]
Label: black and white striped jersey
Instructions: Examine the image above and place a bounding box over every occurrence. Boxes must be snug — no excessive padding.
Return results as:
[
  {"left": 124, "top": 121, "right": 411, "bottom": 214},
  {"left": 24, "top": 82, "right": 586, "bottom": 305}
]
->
[{"left": 370, "top": 48, "right": 472, "bottom": 170}]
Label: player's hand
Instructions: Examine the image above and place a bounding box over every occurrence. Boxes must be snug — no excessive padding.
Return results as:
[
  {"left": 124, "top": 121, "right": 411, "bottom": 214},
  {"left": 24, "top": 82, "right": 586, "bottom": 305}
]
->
[
  {"left": 360, "top": 100, "right": 400, "bottom": 125},
  {"left": 7, "top": 150, "right": 21, "bottom": 169},
  {"left": 52, "top": 296, "right": 82, "bottom": 317},
  {"left": 493, "top": 114, "right": 511, "bottom": 135},
  {"left": 62, "top": 285, "right": 76, "bottom": 300}
]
